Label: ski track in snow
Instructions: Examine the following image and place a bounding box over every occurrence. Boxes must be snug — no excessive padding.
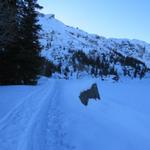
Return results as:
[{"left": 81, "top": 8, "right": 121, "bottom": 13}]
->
[{"left": 0, "top": 80, "right": 70, "bottom": 150}]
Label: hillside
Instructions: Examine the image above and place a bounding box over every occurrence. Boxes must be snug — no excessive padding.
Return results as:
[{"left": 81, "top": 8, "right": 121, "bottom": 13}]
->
[{"left": 39, "top": 14, "right": 150, "bottom": 80}]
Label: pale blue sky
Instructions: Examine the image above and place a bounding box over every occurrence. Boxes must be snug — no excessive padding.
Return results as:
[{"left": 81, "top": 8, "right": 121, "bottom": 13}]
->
[{"left": 38, "top": 0, "right": 150, "bottom": 43}]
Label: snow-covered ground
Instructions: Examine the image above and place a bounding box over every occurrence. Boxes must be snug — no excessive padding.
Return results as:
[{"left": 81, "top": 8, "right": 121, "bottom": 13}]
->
[{"left": 0, "top": 78, "right": 150, "bottom": 150}]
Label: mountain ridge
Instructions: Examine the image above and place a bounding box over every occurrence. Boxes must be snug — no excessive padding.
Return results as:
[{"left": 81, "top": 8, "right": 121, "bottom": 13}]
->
[{"left": 39, "top": 14, "right": 150, "bottom": 79}]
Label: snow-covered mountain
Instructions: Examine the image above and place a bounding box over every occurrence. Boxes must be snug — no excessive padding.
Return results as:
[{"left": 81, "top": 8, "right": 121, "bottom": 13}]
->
[{"left": 39, "top": 14, "right": 150, "bottom": 79}]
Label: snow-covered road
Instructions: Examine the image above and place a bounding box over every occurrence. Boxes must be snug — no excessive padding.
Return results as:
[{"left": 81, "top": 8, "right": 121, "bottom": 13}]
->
[
  {"left": 0, "top": 80, "right": 61, "bottom": 150},
  {"left": 0, "top": 78, "right": 150, "bottom": 150}
]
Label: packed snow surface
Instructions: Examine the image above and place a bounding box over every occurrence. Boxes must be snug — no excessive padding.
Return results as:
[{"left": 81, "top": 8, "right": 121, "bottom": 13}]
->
[{"left": 0, "top": 78, "right": 150, "bottom": 150}]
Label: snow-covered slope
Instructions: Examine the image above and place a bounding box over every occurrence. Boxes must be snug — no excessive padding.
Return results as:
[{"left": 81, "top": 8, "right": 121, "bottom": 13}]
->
[
  {"left": 0, "top": 78, "right": 150, "bottom": 150},
  {"left": 39, "top": 14, "right": 150, "bottom": 68}
]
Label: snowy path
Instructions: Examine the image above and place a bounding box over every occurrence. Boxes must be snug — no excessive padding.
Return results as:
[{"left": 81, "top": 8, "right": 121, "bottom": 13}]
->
[
  {"left": 0, "top": 79, "right": 150, "bottom": 150},
  {"left": 0, "top": 80, "right": 65, "bottom": 150}
]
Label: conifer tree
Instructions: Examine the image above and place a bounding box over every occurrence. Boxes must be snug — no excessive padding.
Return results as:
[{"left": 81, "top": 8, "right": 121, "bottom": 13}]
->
[
  {"left": 0, "top": 0, "right": 43, "bottom": 85},
  {"left": 17, "top": 0, "right": 43, "bottom": 85},
  {"left": 0, "top": 0, "right": 18, "bottom": 85}
]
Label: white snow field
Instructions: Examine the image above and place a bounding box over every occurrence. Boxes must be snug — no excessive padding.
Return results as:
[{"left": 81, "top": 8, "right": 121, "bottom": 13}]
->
[{"left": 0, "top": 78, "right": 150, "bottom": 150}]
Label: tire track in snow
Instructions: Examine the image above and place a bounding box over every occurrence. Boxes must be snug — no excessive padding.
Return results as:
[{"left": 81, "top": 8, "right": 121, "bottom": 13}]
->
[
  {"left": 0, "top": 80, "right": 74, "bottom": 150},
  {"left": 0, "top": 81, "right": 55, "bottom": 150},
  {"left": 17, "top": 80, "right": 59, "bottom": 150},
  {"left": 45, "top": 81, "right": 75, "bottom": 150}
]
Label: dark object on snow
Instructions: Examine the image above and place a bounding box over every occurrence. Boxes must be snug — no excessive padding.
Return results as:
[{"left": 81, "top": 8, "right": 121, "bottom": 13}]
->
[
  {"left": 112, "top": 75, "right": 119, "bottom": 81},
  {"left": 79, "top": 83, "right": 100, "bottom": 106}
]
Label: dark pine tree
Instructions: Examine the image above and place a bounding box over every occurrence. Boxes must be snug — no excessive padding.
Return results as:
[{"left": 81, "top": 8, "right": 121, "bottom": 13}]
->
[
  {"left": 0, "top": 0, "right": 43, "bottom": 85},
  {"left": 0, "top": 0, "right": 19, "bottom": 85},
  {"left": 17, "top": 0, "right": 43, "bottom": 85}
]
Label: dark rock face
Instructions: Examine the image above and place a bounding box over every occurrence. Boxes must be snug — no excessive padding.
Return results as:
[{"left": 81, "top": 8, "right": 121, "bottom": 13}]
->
[{"left": 79, "top": 83, "right": 100, "bottom": 106}]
